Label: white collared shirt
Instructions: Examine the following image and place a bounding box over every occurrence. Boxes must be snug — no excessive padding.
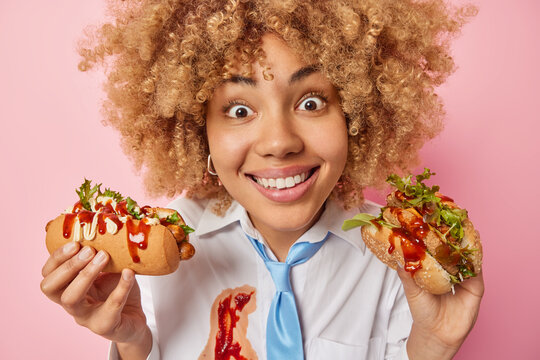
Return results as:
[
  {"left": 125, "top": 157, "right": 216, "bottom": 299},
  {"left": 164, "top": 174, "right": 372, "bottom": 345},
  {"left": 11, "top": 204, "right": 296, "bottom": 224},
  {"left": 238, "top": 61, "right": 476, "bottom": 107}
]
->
[{"left": 111, "top": 197, "right": 411, "bottom": 359}]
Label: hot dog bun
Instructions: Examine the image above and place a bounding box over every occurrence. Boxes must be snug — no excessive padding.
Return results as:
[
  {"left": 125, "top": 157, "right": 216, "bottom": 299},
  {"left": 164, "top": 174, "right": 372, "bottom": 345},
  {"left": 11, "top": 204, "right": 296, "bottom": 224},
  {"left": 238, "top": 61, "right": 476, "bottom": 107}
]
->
[
  {"left": 360, "top": 207, "right": 482, "bottom": 294},
  {"left": 46, "top": 215, "right": 182, "bottom": 275},
  {"left": 344, "top": 169, "right": 482, "bottom": 294},
  {"left": 45, "top": 180, "right": 195, "bottom": 275},
  {"left": 361, "top": 223, "right": 453, "bottom": 294}
]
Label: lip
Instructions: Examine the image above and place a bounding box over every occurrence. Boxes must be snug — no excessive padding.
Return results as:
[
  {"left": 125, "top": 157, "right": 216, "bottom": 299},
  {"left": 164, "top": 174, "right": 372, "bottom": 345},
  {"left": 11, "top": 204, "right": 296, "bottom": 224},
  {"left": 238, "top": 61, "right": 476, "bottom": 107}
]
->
[{"left": 247, "top": 167, "right": 320, "bottom": 203}]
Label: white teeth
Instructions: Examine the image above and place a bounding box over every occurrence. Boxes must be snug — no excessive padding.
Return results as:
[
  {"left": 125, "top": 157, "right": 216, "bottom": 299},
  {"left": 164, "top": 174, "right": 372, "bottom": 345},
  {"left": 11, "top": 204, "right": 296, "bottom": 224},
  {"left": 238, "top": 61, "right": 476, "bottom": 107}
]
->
[
  {"left": 253, "top": 171, "right": 311, "bottom": 189},
  {"left": 285, "top": 177, "right": 295, "bottom": 188}
]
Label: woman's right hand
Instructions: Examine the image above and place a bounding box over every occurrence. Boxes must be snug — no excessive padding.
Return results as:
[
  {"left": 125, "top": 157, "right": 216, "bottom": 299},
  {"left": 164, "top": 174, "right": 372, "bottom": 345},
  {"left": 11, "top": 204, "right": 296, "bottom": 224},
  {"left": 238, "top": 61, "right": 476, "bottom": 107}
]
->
[{"left": 40, "top": 241, "right": 152, "bottom": 357}]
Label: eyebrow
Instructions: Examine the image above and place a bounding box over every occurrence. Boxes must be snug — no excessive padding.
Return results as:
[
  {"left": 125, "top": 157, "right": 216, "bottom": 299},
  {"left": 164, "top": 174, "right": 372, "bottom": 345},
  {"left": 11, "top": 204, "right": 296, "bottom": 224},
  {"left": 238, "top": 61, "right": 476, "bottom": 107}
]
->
[
  {"left": 225, "top": 65, "right": 319, "bottom": 87},
  {"left": 288, "top": 65, "right": 319, "bottom": 84},
  {"left": 227, "top": 75, "right": 256, "bottom": 87}
]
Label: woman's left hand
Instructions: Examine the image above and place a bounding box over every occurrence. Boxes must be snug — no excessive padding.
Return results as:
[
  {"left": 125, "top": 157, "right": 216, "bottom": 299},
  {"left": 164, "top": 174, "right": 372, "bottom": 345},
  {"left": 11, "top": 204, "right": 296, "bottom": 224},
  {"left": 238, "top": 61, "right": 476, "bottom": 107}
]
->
[{"left": 396, "top": 267, "right": 484, "bottom": 360}]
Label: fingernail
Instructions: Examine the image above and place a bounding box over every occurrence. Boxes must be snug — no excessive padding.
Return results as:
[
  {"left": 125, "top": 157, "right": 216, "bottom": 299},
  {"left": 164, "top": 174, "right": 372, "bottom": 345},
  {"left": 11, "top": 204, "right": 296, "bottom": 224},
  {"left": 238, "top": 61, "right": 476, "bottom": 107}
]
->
[
  {"left": 63, "top": 242, "right": 78, "bottom": 254},
  {"left": 122, "top": 269, "right": 133, "bottom": 282},
  {"left": 78, "top": 246, "right": 93, "bottom": 261},
  {"left": 92, "top": 250, "right": 107, "bottom": 265}
]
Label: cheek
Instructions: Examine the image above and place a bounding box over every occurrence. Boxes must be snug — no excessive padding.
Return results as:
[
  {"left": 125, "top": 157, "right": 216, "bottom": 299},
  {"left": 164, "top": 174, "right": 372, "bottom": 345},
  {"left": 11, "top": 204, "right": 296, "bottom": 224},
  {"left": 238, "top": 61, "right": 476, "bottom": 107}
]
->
[
  {"left": 308, "top": 117, "right": 349, "bottom": 170},
  {"left": 328, "top": 135, "right": 349, "bottom": 175},
  {"left": 207, "top": 126, "right": 250, "bottom": 176}
]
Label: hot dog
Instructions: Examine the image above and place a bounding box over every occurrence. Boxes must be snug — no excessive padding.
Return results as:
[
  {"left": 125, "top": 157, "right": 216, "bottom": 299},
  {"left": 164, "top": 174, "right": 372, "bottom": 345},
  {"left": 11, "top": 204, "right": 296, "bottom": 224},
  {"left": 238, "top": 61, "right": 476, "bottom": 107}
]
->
[
  {"left": 343, "top": 169, "right": 482, "bottom": 294},
  {"left": 45, "top": 180, "right": 195, "bottom": 275}
]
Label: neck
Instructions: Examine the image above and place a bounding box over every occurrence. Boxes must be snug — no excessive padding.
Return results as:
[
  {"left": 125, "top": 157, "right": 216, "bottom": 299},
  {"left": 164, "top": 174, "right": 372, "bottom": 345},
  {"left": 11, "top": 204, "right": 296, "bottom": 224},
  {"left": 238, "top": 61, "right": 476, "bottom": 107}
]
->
[
  {"left": 260, "top": 228, "right": 304, "bottom": 262},
  {"left": 248, "top": 204, "right": 326, "bottom": 262}
]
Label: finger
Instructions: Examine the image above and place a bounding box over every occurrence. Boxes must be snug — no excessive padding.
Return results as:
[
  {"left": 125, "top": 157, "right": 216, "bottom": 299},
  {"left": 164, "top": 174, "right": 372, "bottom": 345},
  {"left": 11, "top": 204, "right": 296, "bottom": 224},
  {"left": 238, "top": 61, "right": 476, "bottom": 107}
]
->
[
  {"left": 91, "top": 269, "right": 137, "bottom": 337},
  {"left": 41, "top": 241, "right": 80, "bottom": 277},
  {"left": 41, "top": 246, "right": 95, "bottom": 301},
  {"left": 396, "top": 265, "right": 426, "bottom": 301},
  {"left": 60, "top": 250, "right": 110, "bottom": 316},
  {"left": 102, "top": 269, "right": 136, "bottom": 314},
  {"left": 457, "top": 272, "right": 485, "bottom": 298}
]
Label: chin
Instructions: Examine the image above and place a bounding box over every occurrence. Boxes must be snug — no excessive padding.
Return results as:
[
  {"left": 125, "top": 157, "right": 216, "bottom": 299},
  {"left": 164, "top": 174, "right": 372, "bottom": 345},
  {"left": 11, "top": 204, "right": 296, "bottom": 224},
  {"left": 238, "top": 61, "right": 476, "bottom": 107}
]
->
[{"left": 254, "top": 202, "right": 324, "bottom": 233}]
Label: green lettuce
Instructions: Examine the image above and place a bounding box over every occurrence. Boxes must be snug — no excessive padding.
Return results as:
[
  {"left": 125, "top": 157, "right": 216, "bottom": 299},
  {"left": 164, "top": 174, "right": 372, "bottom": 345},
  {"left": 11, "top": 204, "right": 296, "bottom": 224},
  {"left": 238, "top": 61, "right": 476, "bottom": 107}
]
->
[
  {"left": 75, "top": 179, "right": 101, "bottom": 210},
  {"left": 165, "top": 212, "right": 195, "bottom": 235}
]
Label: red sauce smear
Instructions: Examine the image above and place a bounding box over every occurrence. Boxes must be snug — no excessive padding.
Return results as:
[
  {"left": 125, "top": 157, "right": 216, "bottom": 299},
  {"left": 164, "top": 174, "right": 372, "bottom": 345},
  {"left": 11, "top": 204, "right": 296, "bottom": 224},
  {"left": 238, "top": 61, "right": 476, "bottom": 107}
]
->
[
  {"left": 61, "top": 199, "right": 151, "bottom": 264},
  {"left": 77, "top": 210, "right": 95, "bottom": 225},
  {"left": 97, "top": 213, "right": 124, "bottom": 235},
  {"left": 389, "top": 208, "right": 429, "bottom": 275},
  {"left": 62, "top": 210, "right": 95, "bottom": 238},
  {"left": 215, "top": 292, "right": 254, "bottom": 360},
  {"left": 72, "top": 201, "right": 84, "bottom": 213},
  {"left": 97, "top": 213, "right": 107, "bottom": 235},
  {"left": 95, "top": 200, "right": 115, "bottom": 214},
  {"left": 126, "top": 218, "right": 151, "bottom": 263},
  {"left": 63, "top": 213, "right": 77, "bottom": 238},
  {"left": 388, "top": 236, "right": 396, "bottom": 255},
  {"left": 115, "top": 200, "right": 130, "bottom": 217},
  {"left": 140, "top": 206, "right": 152, "bottom": 216}
]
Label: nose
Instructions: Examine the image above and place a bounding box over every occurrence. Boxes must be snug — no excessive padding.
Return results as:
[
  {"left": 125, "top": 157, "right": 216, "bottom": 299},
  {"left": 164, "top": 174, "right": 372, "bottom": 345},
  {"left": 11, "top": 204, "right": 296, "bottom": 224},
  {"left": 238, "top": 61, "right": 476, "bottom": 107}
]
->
[{"left": 253, "top": 110, "right": 303, "bottom": 158}]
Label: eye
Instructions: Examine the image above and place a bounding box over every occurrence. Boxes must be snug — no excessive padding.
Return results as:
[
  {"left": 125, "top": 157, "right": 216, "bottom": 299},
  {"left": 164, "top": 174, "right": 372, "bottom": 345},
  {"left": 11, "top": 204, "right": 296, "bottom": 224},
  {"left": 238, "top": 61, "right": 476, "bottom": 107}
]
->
[
  {"left": 226, "top": 104, "right": 254, "bottom": 118},
  {"left": 297, "top": 95, "right": 326, "bottom": 111}
]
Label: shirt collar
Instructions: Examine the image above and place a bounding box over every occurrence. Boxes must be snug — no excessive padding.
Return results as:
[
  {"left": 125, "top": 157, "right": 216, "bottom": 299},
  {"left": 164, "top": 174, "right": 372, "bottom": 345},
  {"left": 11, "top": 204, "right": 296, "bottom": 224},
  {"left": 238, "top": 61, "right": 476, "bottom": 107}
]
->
[
  {"left": 194, "top": 199, "right": 269, "bottom": 242},
  {"left": 194, "top": 199, "right": 245, "bottom": 237},
  {"left": 194, "top": 198, "right": 383, "bottom": 255}
]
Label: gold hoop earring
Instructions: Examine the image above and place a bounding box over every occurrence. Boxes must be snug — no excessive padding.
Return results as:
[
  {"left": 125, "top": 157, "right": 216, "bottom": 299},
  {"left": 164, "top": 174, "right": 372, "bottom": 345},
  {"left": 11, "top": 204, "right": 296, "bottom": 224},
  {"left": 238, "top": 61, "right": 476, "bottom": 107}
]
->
[{"left": 207, "top": 154, "right": 218, "bottom": 176}]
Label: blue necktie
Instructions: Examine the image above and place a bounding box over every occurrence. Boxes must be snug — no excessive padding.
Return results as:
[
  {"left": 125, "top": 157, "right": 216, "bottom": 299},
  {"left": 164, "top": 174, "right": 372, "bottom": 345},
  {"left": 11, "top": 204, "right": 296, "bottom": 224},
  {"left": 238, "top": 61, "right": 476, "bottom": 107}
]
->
[{"left": 246, "top": 234, "right": 328, "bottom": 360}]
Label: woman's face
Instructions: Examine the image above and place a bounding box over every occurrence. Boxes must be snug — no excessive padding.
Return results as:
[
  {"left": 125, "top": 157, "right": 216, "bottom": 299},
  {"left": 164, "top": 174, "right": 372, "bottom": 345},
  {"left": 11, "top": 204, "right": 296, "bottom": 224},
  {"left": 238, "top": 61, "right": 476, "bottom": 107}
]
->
[{"left": 206, "top": 34, "right": 348, "bottom": 240}]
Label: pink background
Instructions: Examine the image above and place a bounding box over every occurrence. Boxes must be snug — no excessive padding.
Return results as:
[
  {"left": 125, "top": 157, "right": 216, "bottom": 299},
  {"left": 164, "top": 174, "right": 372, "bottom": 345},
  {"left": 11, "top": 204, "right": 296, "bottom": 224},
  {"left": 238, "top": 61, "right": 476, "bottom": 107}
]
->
[{"left": 1, "top": 0, "right": 538, "bottom": 358}]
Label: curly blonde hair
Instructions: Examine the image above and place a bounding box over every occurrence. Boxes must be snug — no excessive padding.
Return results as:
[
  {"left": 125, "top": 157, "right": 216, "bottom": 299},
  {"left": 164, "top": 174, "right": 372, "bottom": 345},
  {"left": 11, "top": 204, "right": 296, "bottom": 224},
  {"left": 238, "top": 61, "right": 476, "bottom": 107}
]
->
[{"left": 79, "top": 0, "right": 475, "bottom": 213}]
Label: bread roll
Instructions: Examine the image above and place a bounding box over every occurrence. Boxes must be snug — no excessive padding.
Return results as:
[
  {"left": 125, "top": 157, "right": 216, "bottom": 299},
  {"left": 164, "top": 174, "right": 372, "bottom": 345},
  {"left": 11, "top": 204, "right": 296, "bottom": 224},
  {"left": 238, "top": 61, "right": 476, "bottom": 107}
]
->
[
  {"left": 361, "top": 224, "right": 453, "bottom": 294},
  {"left": 360, "top": 208, "right": 481, "bottom": 295},
  {"left": 46, "top": 214, "right": 181, "bottom": 275}
]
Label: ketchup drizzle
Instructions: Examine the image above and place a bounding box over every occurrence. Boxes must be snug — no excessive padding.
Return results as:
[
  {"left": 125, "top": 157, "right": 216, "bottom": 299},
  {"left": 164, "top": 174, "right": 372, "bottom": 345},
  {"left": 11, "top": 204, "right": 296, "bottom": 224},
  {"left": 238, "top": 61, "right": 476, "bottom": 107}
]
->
[
  {"left": 97, "top": 213, "right": 124, "bottom": 235},
  {"left": 62, "top": 198, "right": 152, "bottom": 264},
  {"left": 140, "top": 206, "right": 152, "bottom": 216},
  {"left": 214, "top": 292, "right": 254, "bottom": 360},
  {"left": 63, "top": 213, "right": 77, "bottom": 238},
  {"left": 389, "top": 208, "right": 429, "bottom": 275},
  {"left": 72, "top": 200, "right": 84, "bottom": 213},
  {"left": 77, "top": 210, "right": 95, "bottom": 225},
  {"left": 95, "top": 200, "right": 115, "bottom": 214},
  {"left": 115, "top": 200, "right": 130, "bottom": 217},
  {"left": 126, "top": 218, "right": 151, "bottom": 263}
]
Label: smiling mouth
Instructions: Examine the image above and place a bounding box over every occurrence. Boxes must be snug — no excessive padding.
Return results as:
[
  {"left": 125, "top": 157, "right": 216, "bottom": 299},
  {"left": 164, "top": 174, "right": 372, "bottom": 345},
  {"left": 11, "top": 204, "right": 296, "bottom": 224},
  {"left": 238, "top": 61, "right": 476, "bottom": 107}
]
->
[{"left": 248, "top": 168, "right": 318, "bottom": 190}]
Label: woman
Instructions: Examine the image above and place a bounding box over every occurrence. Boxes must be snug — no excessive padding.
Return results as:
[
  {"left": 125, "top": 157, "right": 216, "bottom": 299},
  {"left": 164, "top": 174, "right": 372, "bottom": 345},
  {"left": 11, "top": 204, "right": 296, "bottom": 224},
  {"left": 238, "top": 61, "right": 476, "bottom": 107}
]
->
[{"left": 41, "top": 0, "right": 483, "bottom": 359}]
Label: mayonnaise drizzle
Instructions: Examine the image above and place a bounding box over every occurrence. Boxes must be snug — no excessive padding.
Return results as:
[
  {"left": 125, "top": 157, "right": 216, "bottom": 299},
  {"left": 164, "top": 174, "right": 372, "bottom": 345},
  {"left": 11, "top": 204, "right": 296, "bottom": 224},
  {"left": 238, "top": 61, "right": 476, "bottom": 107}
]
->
[
  {"left": 93, "top": 196, "right": 118, "bottom": 212},
  {"left": 63, "top": 195, "right": 166, "bottom": 242},
  {"left": 70, "top": 208, "right": 126, "bottom": 241},
  {"left": 73, "top": 218, "right": 82, "bottom": 242},
  {"left": 104, "top": 217, "right": 119, "bottom": 235},
  {"left": 82, "top": 212, "right": 100, "bottom": 240}
]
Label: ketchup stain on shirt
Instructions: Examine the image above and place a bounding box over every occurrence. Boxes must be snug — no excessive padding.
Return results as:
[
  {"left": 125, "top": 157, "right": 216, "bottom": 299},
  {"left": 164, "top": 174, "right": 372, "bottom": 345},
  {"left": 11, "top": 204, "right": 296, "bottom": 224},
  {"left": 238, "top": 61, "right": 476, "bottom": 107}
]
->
[
  {"left": 215, "top": 292, "right": 254, "bottom": 360},
  {"left": 199, "top": 285, "right": 258, "bottom": 360}
]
